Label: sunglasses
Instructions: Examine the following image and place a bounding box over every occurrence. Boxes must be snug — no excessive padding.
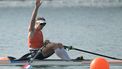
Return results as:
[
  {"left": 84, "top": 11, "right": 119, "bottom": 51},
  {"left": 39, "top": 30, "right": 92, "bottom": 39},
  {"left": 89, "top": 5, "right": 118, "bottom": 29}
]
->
[{"left": 40, "top": 23, "right": 46, "bottom": 26}]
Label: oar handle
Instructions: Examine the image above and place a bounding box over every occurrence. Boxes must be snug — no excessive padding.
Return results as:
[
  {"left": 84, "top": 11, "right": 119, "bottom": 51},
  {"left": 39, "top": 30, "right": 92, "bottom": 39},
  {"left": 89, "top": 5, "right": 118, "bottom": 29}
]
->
[{"left": 64, "top": 46, "right": 122, "bottom": 60}]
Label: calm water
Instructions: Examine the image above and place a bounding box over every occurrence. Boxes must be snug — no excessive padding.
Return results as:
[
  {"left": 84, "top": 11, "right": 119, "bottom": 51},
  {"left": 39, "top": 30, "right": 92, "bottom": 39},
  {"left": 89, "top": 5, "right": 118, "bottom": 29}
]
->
[{"left": 0, "top": 6, "right": 122, "bottom": 69}]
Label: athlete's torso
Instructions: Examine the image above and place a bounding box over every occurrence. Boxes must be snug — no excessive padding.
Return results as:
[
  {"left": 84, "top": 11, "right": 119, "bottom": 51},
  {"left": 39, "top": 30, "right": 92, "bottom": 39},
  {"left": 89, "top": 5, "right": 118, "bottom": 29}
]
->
[{"left": 28, "top": 30, "right": 43, "bottom": 49}]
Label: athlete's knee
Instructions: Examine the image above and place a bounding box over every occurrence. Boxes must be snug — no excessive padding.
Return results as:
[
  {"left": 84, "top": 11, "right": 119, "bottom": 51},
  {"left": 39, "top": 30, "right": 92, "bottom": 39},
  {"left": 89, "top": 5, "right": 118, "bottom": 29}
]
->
[
  {"left": 57, "top": 43, "right": 64, "bottom": 48},
  {"left": 45, "top": 43, "right": 55, "bottom": 50},
  {"left": 52, "top": 43, "right": 64, "bottom": 49},
  {"left": 45, "top": 42, "right": 64, "bottom": 50}
]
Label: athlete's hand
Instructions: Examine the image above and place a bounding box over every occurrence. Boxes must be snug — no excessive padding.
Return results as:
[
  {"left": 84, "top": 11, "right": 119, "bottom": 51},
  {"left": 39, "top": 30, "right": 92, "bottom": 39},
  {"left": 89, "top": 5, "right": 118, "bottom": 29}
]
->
[
  {"left": 44, "top": 40, "right": 51, "bottom": 45},
  {"left": 36, "top": 0, "right": 42, "bottom": 8}
]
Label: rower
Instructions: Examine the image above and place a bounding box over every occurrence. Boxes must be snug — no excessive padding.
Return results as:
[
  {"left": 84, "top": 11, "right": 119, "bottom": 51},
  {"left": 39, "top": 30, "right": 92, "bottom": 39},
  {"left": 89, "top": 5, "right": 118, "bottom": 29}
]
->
[{"left": 24, "top": 0, "right": 71, "bottom": 61}]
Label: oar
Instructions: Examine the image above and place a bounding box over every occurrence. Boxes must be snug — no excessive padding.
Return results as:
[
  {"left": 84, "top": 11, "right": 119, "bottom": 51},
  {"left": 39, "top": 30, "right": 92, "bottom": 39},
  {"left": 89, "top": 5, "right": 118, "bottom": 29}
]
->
[
  {"left": 22, "top": 49, "right": 41, "bottom": 69},
  {"left": 64, "top": 46, "right": 122, "bottom": 60}
]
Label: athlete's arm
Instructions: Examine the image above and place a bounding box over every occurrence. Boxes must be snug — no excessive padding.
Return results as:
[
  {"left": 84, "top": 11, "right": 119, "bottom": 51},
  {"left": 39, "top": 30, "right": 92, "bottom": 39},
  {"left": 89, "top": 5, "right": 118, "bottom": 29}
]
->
[{"left": 28, "top": 0, "right": 42, "bottom": 38}]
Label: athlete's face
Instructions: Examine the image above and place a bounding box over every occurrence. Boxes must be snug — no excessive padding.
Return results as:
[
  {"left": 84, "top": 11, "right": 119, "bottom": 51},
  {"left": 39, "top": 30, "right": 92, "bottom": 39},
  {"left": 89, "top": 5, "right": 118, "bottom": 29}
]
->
[{"left": 35, "top": 20, "right": 46, "bottom": 30}]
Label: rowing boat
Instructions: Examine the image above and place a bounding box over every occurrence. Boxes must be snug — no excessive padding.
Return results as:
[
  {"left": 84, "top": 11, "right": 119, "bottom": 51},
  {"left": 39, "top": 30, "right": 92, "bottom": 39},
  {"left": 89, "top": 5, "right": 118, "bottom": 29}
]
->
[{"left": 0, "top": 59, "right": 122, "bottom": 66}]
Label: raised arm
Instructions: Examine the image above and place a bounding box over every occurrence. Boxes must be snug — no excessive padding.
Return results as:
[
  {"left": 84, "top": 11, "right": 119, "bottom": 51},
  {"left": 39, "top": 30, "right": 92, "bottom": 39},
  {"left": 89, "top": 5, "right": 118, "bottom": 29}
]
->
[{"left": 28, "top": 0, "right": 42, "bottom": 38}]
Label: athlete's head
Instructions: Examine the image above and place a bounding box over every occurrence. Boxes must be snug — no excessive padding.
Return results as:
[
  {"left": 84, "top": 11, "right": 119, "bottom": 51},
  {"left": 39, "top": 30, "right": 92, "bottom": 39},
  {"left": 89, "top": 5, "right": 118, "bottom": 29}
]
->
[{"left": 35, "top": 17, "right": 46, "bottom": 30}]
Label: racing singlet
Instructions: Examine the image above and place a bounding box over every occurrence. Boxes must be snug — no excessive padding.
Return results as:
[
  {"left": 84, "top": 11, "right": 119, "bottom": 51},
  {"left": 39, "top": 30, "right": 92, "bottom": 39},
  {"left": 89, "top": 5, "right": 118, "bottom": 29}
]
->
[{"left": 28, "top": 30, "right": 43, "bottom": 49}]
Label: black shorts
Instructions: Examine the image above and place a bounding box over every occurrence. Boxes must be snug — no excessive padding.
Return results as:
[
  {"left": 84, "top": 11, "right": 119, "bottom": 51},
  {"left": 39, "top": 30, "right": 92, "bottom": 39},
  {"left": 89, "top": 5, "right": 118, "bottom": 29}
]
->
[{"left": 30, "top": 49, "right": 48, "bottom": 60}]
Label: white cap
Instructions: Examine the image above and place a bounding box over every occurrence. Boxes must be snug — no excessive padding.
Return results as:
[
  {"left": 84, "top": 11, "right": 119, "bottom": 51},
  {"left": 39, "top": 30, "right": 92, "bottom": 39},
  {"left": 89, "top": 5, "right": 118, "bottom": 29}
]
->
[{"left": 36, "top": 20, "right": 46, "bottom": 24}]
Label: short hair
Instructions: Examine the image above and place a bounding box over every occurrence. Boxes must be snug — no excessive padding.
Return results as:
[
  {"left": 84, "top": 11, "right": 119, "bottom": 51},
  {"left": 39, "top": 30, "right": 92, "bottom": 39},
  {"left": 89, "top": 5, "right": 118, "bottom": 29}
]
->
[{"left": 36, "top": 17, "right": 46, "bottom": 21}]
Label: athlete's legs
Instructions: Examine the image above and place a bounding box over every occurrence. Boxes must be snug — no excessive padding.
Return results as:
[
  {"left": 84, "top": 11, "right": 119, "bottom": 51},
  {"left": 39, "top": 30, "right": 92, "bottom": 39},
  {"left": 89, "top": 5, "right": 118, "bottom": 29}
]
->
[
  {"left": 54, "top": 48, "right": 70, "bottom": 60},
  {"left": 41, "top": 43, "right": 55, "bottom": 57},
  {"left": 42, "top": 43, "right": 71, "bottom": 60}
]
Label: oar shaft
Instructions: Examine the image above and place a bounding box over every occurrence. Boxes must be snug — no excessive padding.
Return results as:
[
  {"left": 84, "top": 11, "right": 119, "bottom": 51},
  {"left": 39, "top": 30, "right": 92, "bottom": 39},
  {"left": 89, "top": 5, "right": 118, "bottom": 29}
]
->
[
  {"left": 64, "top": 46, "right": 122, "bottom": 60},
  {"left": 74, "top": 48, "right": 122, "bottom": 60}
]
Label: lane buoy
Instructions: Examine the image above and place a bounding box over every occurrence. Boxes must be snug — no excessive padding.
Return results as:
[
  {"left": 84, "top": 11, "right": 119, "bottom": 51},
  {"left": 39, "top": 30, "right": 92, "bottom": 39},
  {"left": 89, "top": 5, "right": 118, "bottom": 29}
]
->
[{"left": 90, "top": 57, "right": 109, "bottom": 69}]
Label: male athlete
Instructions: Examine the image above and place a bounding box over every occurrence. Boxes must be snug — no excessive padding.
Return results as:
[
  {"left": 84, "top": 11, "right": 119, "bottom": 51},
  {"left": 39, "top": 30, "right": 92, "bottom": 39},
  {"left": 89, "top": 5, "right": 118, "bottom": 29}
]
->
[{"left": 26, "top": 0, "right": 70, "bottom": 60}]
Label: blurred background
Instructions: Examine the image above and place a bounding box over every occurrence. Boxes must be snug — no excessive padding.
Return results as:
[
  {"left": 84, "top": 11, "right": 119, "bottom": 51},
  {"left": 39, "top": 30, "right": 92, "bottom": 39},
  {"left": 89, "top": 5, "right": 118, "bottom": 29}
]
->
[{"left": 0, "top": 0, "right": 122, "bottom": 8}]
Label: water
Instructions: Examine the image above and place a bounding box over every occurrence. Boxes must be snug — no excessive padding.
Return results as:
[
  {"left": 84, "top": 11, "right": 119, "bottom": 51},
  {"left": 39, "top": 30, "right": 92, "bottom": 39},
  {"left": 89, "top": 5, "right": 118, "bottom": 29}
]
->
[
  {"left": 0, "top": 0, "right": 122, "bottom": 8},
  {"left": 0, "top": 3, "right": 122, "bottom": 69}
]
